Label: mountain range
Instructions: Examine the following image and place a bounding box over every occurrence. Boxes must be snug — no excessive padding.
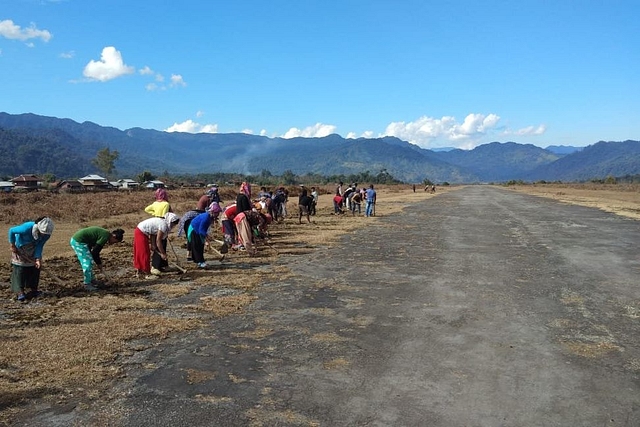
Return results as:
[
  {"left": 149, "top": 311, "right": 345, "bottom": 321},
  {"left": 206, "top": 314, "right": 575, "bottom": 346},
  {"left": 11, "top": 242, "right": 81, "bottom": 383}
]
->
[{"left": 1, "top": 112, "right": 638, "bottom": 183}]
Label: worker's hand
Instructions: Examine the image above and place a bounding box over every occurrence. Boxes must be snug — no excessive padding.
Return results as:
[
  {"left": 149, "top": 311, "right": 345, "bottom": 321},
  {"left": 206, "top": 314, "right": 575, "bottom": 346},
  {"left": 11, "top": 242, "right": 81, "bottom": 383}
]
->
[
  {"left": 10, "top": 243, "right": 17, "bottom": 253},
  {"left": 35, "top": 259, "right": 41, "bottom": 269},
  {"left": 160, "top": 253, "right": 167, "bottom": 260}
]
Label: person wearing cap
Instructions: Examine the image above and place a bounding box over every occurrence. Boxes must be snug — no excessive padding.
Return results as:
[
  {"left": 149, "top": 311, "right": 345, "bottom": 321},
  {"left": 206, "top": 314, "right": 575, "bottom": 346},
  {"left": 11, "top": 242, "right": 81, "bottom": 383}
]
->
[
  {"left": 133, "top": 212, "right": 180, "bottom": 278},
  {"left": 8, "top": 216, "right": 54, "bottom": 302},
  {"left": 70, "top": 227, "right": 125, "bottom": 291},
  {"left": 187, "top": 202, "right": 221, "bottom": 268}
]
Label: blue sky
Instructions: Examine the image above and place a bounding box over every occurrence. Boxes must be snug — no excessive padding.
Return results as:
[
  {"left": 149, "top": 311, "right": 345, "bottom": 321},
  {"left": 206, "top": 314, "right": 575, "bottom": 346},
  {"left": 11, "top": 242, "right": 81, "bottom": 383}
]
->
[{"left": 1, "top": 0, "right": 638, "bottom": 150}]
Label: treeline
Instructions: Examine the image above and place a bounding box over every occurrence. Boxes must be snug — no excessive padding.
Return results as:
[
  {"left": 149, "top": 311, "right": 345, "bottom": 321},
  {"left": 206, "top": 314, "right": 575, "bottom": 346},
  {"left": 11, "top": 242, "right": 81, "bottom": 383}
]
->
[{"left": 165, "top": 168, "right": 404, "bottom": 187}]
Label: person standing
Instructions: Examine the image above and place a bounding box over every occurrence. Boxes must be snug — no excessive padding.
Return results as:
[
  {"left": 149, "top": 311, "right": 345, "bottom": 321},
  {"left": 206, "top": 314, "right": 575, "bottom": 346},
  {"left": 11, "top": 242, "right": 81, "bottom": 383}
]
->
[
  {"left": 298, "top": 188, "right": 313, "bottom": 224},
  {"left": 133, "top": 213, "right": 180, "bottom": 278},
  {"left": 70, "top": 227, "right": 124, "bottom": 291},
  {"left": 8, "top": 217, "right": 54, "bottom": 302},
  {"left": 365, "top": 184, "right": 377, "bottom": 217},
  {"left": 310, "top": 187, "right": 318, "bottom": 216}
]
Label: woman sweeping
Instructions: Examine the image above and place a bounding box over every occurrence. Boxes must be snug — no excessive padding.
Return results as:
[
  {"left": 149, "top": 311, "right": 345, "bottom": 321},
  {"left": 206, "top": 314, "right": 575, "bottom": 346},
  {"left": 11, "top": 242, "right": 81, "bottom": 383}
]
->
[
  {"left": 133, "top": 213, "right": 180, "bottom": 278},
  {"left": 188, "top": 202, "right": 222, "bottom": 268},
  {"left": 70, "top": 227, "right": 125, "bottom": 291},
  {"left": 8, "top": 216, "right": 54, "bottom": 302}
]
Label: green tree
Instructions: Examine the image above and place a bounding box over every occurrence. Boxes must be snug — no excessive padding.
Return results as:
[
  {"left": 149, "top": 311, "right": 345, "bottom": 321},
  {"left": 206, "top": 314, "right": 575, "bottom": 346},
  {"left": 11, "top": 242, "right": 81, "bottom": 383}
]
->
[
  {"left": 42, "top": 173, "right": 56, "bottom": 183},
  {"left": 137, "top": 170, "right": 156, "bottom": 183},
  {"left": 92, "top": 147, "right": 119, "bottom": 177},
  {"left": 281, "top": 169, "right": 297, "bottom": 185}
]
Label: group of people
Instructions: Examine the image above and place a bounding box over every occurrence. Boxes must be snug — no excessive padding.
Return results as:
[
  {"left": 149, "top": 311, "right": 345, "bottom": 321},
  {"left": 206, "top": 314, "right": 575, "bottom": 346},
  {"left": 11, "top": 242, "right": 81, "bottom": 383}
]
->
[
  {"left": 9, "top": 216, "right": 125, "bottom": 302},
  {"left": 8, "top": 181, "right": 379, "bottom": 302},
  {"left": 332, "top": 182, "right": 377, "bottom": 217},
  {"left": 134, "top": 183, "right": 278, "bottom": 278}
]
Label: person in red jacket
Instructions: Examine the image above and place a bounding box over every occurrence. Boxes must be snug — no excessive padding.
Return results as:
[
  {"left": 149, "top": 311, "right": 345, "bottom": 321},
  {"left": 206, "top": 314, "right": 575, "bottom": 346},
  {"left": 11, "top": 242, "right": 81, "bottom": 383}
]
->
[{"left": 333, "top": 192, "right": 344, "bottom": 214}]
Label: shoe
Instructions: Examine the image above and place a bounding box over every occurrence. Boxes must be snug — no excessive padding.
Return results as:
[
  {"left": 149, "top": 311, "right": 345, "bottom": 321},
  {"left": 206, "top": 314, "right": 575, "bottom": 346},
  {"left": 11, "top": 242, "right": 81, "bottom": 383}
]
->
[
  {"left": 28, "top": 290, "right": 43, "bottom": 299},
  {"left": 220, "top": 242, "right": 229, "bottom": 254},
  {"left": 197, "top": 262, "right": 208, "bottom": 269},
  {"left": 150, "top": 267, "right": 163, "bottom": 276},
  {"left": 84, "top": 284, "right": 98, "bottom": 292},
  {"left": 239, "top": 245, "right": 246, "bottom": 251},
  {"left": 17, "top": 293, "right": 26, "bottom": 302}
]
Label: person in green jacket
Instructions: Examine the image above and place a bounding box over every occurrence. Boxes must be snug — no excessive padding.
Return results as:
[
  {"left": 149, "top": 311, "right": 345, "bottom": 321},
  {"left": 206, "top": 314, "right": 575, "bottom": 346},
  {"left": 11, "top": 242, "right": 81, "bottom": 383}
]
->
[{"left": 70, "top": 226, "right": 124, "bottom": 291}]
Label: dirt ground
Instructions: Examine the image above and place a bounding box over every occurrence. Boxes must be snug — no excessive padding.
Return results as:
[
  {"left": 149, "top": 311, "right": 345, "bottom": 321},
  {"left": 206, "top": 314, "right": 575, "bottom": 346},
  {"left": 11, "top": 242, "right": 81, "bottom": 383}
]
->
[
  {"left": 1, "top": 182, "right": 638, "bottom": 425},
  {"left": 0, "top": 184, "right": 448, "bottom": 424}
]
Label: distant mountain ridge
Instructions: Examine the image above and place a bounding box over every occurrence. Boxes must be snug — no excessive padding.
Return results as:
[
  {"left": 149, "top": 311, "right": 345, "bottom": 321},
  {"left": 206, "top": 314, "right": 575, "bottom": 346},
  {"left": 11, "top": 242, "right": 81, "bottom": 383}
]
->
[{"left": 0, "top": 112, "right": 638, "bottom": 183}]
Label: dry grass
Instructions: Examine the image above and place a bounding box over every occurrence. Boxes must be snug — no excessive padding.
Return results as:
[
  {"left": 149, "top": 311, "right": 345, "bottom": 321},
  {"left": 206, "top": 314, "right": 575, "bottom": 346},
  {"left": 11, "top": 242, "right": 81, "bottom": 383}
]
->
[
  {"left": 0, "top": 184, "right": 452, "bottom": 421},
  {"left": 505, "top": 183, "right": 640, "bottom": 220}
]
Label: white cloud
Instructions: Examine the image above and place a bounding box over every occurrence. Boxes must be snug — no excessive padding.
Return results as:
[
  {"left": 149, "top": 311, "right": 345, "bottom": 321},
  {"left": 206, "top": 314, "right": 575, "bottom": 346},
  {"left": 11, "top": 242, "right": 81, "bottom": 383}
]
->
[
  {"left": 145, "top": 82, "right": 165, "bottom": 91},
  {"left": 241, "top": 129, "right": 254, "bottom": 134},
  {"left": 507, "top": 124, "right": 547, "bottom": 136},
  {"left": 83, "top": 46, "right": 134, "bottom": 82},
  {"left": 165, "top": 119, "right": 218, "bottom": 134},
  {"left": 346, "top": 132, "right": 357, "bottom": 139},
  {"left": 59, "top": 50, "right": 74, "bottom": 59},
  {"left": 139, "top": 66, "right": 154, "bottom": 75},
  {"left": 259, "top": 129, "right": 268, "bottom": 136},
  {"left": 196, "top": 110, "right": 204, "bottom": 118},
  {"left": 0, "top": 20, "right": 52, "bottom": 42},
  {"left": 282, "top": 123, "right": 337, "bottom": 138},
  {"left": 170, "top": 74, "right": 186, "bottom": 87},
  {"left": 383, "top": 114, "right": 506, "bottom": 148}
]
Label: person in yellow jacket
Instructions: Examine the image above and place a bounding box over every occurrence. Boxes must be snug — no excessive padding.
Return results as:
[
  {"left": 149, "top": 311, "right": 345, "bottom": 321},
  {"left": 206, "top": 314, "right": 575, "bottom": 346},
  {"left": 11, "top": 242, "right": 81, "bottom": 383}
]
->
[{"left": 145, "top": 187, "right": 171, "bottom": 217}]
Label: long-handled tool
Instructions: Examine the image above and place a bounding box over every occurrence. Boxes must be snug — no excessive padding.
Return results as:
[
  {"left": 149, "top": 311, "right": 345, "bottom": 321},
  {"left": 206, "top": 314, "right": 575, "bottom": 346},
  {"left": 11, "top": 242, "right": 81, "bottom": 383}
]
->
[{"left": 165, "top": 240, "right": 188, "bottom": 273}]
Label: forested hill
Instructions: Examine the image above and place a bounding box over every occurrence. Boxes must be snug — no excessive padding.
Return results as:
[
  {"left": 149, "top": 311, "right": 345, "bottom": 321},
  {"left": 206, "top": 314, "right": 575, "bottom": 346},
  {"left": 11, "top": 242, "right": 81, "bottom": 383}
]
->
[
  {"left": 1, "top": 112, "right": 638, "bottom": 183},
  {"left": 525, "top": 140, "right": 640, "bottom": 182},
  {"left": 0, "top": 127, "right": 93, "bottom": 177}
]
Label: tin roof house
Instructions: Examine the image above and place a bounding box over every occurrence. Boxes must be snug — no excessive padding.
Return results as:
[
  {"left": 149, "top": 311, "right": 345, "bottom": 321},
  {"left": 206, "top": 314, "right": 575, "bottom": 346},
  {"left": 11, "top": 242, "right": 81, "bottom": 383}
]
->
[
  {"left": 11, "top": 174, "right": 40, "bottom": 191},
  {"left": 78, "top": 174, "right": 112, "bottom": 191}
]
